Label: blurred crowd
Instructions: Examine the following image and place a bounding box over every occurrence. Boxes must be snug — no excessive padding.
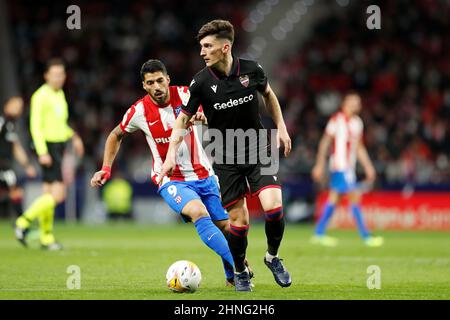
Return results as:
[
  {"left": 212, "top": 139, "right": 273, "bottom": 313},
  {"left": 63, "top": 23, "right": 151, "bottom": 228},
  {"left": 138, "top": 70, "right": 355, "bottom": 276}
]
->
[
  {"left": 7, "top": 0, "right": 248, "bottom": 179},
  {"left": 274, "top": 0, "right": 450, "bottom": 185},
  {"left": 6, "top": 0, "right": 450, "bottom": 186}
]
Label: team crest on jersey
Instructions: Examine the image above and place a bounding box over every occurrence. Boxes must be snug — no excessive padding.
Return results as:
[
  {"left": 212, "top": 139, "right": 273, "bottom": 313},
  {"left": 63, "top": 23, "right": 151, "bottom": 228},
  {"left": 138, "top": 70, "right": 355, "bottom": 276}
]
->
[
  {"left": 239, "top": 75, "right": 249, "bottom": 87},
  {"left": 175, "top": 195, "right": 182, "bottom": 204},
  {"left": 174, "top": 105, "right": 182, "bottom": 117}
]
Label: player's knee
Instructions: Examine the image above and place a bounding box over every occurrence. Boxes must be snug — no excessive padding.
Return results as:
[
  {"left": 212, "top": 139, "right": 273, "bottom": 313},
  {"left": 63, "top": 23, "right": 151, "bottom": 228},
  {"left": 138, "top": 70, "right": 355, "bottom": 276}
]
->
[
  {"left": 227, "top": 200, "right": 249, "bottom": 226},
  {"left": 184, "top": 204, "right": 209, "bottom": 221},
  {"left": 51, "top": 189, "right": 65, "bottom": 204},
  {"left": 228, "top": 210, "right": 249, "bottom": 226},
  {"left": 259, "top": 188, "right": 282, "bottom": 210},
  {"left": 349, "top": 193, "right": 360, "bottom": 205},
  {"left": 328, "top": 192, "right": 340, "bottom": 204},
  {"left": 264, "top": 199, "right": 282, "bottom": 212},
  {"left": 55, "top": 194, "right": 65, "bottom": 204},
  {"left": 217, "top": 221, "right": 230, "bottom": 235}
]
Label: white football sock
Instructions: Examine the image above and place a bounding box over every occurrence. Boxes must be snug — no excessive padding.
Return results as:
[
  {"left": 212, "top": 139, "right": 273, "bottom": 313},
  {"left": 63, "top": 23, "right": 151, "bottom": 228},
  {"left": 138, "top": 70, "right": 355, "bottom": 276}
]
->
[
  {"left": 234, "top": 267, "right": 249, "bottom": 275},
  {"left": 265, "top": 252, "right": 278, "bottom": 263}
]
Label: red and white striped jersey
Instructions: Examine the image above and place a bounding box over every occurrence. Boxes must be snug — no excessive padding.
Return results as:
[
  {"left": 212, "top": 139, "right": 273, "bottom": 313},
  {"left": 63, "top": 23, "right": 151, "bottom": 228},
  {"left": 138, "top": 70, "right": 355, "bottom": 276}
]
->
[
  {"left": 325, "top": 111, "right": 363, "bottom": 172},
  {"left": 119, "top": 86, "right": 213, "bottom": 186}
]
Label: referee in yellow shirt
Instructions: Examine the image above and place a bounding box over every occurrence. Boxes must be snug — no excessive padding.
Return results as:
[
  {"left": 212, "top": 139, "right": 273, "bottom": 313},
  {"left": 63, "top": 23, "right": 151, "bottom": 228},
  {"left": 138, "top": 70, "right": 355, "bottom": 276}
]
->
[{"left": 15, "top": 58, "right": 84, "bottom": 250}]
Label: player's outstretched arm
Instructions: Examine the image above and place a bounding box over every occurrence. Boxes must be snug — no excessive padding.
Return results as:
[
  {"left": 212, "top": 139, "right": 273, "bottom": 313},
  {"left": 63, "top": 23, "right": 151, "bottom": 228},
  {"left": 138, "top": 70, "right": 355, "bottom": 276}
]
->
[
  {"left": 357, "top": 140, "right": 376, "bottom": 184},
  {"left": 261, "top": 83, "right": 291, "bottom": 157},
  {"left": 312, "top": 134, "right": 332, "bottom": 183},
  {"left": 158, "top": 112, "right": 192, "bottom": 184},
  {"left": 90, "top": 125, "right": 126, "bottom": 187}
]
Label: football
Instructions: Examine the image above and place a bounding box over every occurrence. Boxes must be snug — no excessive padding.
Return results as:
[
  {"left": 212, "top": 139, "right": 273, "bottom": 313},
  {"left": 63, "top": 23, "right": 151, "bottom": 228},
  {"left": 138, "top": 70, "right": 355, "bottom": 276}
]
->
[{"left": 166, "top": 260, "right": 202, "bottom": 293}]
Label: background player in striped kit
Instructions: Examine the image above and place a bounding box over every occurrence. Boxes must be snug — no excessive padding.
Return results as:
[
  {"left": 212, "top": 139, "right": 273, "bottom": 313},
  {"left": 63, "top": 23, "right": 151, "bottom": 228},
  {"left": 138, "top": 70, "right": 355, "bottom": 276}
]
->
[
  {"left": 90, "top": 59, "right": 236, "bottom": 286},
  {"left": 311, "top": 92, "right": 384, "bottom": 247}
]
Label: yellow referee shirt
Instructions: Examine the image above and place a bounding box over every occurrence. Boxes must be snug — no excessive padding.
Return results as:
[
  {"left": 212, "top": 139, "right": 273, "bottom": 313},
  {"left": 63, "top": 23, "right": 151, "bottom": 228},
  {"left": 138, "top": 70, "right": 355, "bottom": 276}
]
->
[{"left": 30, "top": 84, "right": 74, "bottom": 156}]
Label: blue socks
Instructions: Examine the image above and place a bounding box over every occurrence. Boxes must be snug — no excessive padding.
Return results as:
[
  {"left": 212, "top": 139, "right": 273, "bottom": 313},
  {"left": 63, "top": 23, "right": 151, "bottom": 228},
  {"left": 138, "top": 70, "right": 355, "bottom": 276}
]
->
[
  {"left": 194, "top": 216, "right": 235, "bottom": 279},
  {"left": 315, "top": 202, "right": 335, "bottom": 236},
  {"left": 351, "top": 204, "right": 370, "bottom": 239},
  {"left": 315, "top": 202, "right": 370, "bottom": 240}
]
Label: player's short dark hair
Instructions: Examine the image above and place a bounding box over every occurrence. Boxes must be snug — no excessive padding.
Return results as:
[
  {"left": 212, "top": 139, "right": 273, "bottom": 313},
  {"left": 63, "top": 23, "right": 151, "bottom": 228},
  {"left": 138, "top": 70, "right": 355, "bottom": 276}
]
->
[
  {"left": 45, "top": 58, "right": 65, "bottom": 72},
  {"left": 197, "top": 19, "right": 234, "bottom": 44},
  {"left": 140, "top": 59, "right": 167, "bottom": 80}
]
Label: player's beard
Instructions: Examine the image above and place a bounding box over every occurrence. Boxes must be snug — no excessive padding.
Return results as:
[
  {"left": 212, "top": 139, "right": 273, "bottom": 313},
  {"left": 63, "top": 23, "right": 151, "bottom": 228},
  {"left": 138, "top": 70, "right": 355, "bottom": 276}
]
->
[{"left": 152, "top": 90, "right": 168, "bottom": 105}]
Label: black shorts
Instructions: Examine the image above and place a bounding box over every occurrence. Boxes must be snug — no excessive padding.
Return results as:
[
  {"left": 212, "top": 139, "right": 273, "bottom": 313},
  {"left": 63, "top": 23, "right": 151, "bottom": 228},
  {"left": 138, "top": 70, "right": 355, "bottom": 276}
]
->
[
  {"left": 42, "top": 142, "right": 66, "bottom": 183},
  {"left": 213, "top": 163, "right": 281, "bottom": 208}
]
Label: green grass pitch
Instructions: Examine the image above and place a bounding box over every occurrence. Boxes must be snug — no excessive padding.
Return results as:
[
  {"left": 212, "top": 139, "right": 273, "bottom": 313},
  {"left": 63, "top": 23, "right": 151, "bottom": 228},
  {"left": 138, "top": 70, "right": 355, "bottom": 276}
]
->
[{"left": 0, "top": 220, "right": 449, "bottom": 300}]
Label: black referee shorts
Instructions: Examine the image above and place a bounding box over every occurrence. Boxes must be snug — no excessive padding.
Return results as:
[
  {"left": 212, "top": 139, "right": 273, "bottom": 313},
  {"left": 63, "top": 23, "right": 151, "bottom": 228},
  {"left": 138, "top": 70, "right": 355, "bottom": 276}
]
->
[
  {"left": 42, "top": 142, "right": 66, "bottom": 183},
  {"left": 213, "top": 162, "right": 281, "bottom": 209}
]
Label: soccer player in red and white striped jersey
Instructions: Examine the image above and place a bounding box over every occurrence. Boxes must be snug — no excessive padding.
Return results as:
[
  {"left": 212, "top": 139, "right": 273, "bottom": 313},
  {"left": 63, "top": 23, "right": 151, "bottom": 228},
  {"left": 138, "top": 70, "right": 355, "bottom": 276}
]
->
[
  {"left": 325, "top": 110, "right": 364, "bottom": 173},
  {"left": 90, "top": 60, "right": 236, "bottom": 284},
  {"left": 311, "top": 92, "right": 384, "bottom": 247},
  {"left": 119, "top": 82, "right": 213, "bottom": 186}
]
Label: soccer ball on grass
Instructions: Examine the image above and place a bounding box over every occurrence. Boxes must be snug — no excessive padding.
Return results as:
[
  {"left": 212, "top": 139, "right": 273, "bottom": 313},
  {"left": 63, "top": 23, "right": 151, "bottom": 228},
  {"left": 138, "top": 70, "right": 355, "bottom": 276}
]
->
[{"left": 166, "top": 260, "right": 202, "bottom": 293}]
